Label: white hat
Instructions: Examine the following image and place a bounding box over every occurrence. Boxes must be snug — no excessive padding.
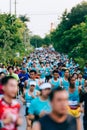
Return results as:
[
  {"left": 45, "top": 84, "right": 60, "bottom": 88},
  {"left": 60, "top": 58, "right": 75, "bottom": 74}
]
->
[
  {"left": 30, "top": 81, "right": 36, "bottom": 86},
  {"left": 40, "top": 83, "right": 51, "bottom": 90}
]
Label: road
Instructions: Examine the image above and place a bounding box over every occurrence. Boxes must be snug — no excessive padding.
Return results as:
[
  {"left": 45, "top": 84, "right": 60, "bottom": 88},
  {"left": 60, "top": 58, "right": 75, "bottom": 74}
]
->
[
  {"left": 18, "top": 98, "right": 26, "bottom": 130},
  {"left": 18, "top": 97, "right": 84, "bottom": 130}
]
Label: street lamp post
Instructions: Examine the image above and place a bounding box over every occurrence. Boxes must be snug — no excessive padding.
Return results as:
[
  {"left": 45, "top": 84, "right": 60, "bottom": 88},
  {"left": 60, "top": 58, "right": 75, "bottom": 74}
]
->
[
  {"left": 15, "top": 0, "right": 17, "bottom": 16},
  {"left": 10, "top": 0, "right": 12, "bottom": 14}
]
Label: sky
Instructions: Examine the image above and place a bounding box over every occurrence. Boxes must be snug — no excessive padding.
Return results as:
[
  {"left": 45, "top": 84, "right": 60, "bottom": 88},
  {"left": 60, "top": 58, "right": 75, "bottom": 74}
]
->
[{"left": 0, "top": 0, "right": 84, "bottom": 37}]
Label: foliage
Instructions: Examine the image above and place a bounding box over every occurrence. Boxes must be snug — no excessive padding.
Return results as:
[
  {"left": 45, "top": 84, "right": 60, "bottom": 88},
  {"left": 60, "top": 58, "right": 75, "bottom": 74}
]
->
[
  {"left": 30, "top": 34, "right": 52, "bottom": 48},
  {"left": 0, "top": 13, "right": 32, "bottom": 65},
  {"left": 51, "top": 1, "right": 87, "bottom": 67}
]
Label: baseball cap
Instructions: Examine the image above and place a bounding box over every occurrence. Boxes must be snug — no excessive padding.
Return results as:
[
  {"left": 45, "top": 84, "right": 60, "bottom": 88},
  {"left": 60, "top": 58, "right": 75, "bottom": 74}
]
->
[
  {"left": 40, "top": 83, "right": 51, "bottom": 90},
  {"left": 30, "top": 81, "right": 36, "bottom": 86}
]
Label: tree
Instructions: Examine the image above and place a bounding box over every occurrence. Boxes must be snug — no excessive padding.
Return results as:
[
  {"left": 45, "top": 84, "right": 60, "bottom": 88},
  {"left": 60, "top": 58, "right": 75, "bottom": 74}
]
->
[
  {"left": 19, "top": 15, "right": 30, "bottom": 23},
  {"left": 0, "top": 13, "right": 32, "bottom": 64}
]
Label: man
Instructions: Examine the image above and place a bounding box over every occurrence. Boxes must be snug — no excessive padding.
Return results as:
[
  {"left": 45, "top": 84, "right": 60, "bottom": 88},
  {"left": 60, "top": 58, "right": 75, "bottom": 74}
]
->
[
  {"left": 0, "top": 76, "right": 22, "bottom": 130},
  {"left": 68, "top": 76, "right": 81, "bottom": 118},
  {"left": 25, "top": 70, "right": 40, "bottom": 90},
  {"left": 18, "top": 68, "right": 29, "bottom": 94},
  {"left": 49, "top": 70, "right": 61, "bottom": 90},
  {"left": 7, "top": 66, "right": 19, "bottom": 81},
  {"left": 32, "top": 87, "right": 81, "bottom": 130},
  {"left": 61, "top": 69, "right": 70, "bottom": 91},
  {"left": 28, "top": 83, "right": 52, "bottom": 121}
]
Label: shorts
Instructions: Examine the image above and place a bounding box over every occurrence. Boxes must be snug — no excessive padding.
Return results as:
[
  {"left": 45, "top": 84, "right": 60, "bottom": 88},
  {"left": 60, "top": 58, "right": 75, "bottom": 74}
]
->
[
  {"left": 25, "top": 107, "right": 29, "bottom": 116},
  {"left": 67, "top": 106, "right": 81, "bottom": 118}
]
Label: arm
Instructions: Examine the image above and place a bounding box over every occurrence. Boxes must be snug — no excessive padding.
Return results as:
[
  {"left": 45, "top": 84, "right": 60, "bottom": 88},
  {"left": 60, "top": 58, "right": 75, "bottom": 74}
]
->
[
  {"left": 32, "top": 122, "right": 41, "bottom": 130},
  {"left": 76, "top": 117, "right": 82, "bottom": 130}
]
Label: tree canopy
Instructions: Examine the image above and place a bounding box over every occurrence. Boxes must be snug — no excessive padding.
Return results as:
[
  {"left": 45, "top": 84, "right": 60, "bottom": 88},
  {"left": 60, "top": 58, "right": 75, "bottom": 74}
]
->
[{"left": 51, "top": 1, "right": 87, "bottom": 67}]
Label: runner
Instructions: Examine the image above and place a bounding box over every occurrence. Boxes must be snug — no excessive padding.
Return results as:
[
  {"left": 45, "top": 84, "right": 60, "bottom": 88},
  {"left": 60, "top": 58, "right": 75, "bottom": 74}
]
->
[
  {"left": 32, "top": 87, "right": 81, "bottom": 130},
  {"left": 49, "top": 70, "right": 61, "bottom": 90},
  {"left": 0, "top": 76, "right": 22, "bottom": 130},
  {"left": 7, "top": 66, "right": 19, "bottom": 81},
  {"left": 21, "top": 81, "right": 40, "bottom": 130},
  {"left": 28, "top": 83, "right": 51, "bottom": 122},
  {"left": 68, "top": 76, "right": 81, "bottom": 118}
]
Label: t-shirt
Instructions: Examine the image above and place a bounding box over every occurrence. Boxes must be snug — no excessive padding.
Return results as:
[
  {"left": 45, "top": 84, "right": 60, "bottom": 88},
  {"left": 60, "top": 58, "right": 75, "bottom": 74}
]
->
[
  {"left": 8, "top": 73, "right": 19, "bottom": 81},
  {"left": 62, "top": 78, "right": 69, "bottom": 91},
  {"left": 28, "top": 97, "right": 51, "bottom": 116},
  {"left": 0, "top": 98, "right": 20, "bottom": 130},
  {"left": 38, "top": 114, "right": 77, "bottom": 130},
  {"left": 50, "top": 78, "right": 61, "bottom": 90},
  {"left": 18, "top": 73, "right": 29, "bottom": 85}
]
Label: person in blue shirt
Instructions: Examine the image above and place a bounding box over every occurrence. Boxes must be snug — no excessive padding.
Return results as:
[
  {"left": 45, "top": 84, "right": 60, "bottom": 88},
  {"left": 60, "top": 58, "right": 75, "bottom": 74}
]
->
[
  {"left": 18, "top": 68, "right": 29, "bottom": 94},
  {"left": 28, "top": 83, "right": 52, "bottom": 125},
  {"left": 61, "top": 69, "right": 70, "bottom": 91},
  {"left": 21, "top": 81, "right": 40, "bottom": 130},
  {"left": 68, "top": 76, "right": 81, "bottom": 118},
  {"left": 39, "top": 63, "right": 45, "bottom": 82},
  {"left": 45, "top": 62, "right": 52, "bottom": 82},
  {"left": 49, "top": 70, "right": 61, "bottom": 90},
  {"left": 84, "top": 63, "right": 87, "bottom": 79},
  {"left": 75, "top": 73, "right": 85, "bottom": 88},
  {"left": 25, "top": 70, "right": 40, "bottom": 90}
]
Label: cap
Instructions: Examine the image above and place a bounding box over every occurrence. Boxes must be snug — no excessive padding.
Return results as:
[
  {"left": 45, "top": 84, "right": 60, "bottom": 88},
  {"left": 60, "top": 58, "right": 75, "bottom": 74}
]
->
[
  {"left": 30, "top": 81, "right": 36, "bottom": 86},
  {"left": 40, "top": 83, "right": 51, "bottom": 90}
]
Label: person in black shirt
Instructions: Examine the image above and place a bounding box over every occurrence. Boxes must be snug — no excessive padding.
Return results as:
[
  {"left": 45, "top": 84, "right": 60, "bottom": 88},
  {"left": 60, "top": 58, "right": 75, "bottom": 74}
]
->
[
  {"left": 32, "top": 87, "right": 81, "bottom": 130},
  {"left": 80, "top": 79, "right": 87, "bottom": 130}
]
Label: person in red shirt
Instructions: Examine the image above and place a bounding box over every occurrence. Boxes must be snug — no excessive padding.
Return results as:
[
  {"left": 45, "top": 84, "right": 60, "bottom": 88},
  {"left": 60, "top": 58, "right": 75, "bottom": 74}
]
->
[
  {"left": 0, "top": 76, "right": 22, "bottom": 130},
  {"left": 0, "top": 72, "right": 5, "bottom": 96}
]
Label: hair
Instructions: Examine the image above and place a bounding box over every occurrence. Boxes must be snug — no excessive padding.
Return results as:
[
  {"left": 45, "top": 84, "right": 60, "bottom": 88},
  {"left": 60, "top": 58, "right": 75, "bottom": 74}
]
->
[
  {"left": 53, "top": 70, "right": 58, "bottom": 74},
  {"left": 64, "top": 69, "right": 69, "bottom": 73},
  {"left": 49, "top": 87, "right": 66, "bottom": 101},
  {"left": 7, "top": 66, "right": 14, "bottom": 71},
  {"left": 30, "top": 70, "right": 37, "bottom": 74},
  {"left": 0, "top": 72, "right": 5, "bottom": 76},
  {"left": 1, "top": 76, "right": 16, "bottom": 86}
]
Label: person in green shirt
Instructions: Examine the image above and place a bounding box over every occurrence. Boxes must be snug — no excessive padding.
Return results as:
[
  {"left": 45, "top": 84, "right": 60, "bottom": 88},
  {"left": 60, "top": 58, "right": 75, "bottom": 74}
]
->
[{"left": 7, "top": 66, "right": 19, "bottom": 81}]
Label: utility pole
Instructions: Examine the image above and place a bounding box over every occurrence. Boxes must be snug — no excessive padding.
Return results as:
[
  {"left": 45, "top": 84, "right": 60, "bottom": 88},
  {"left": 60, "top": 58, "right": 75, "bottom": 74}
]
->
[
  {"left": 14, "top": 0, "right": 17, "bottom": 16},
  {"left": 10, "top": 0, "right": 12, "bottom": 14}
]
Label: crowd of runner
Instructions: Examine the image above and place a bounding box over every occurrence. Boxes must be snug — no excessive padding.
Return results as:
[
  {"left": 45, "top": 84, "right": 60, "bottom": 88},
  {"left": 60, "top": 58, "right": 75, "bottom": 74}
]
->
[{"left": 0, "top": 48, "right": 87, "bottom": 130}]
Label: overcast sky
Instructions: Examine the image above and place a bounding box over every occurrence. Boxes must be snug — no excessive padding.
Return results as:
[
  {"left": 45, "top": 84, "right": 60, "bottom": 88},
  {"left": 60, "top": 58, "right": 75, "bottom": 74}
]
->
[{"left": 0, "top": 0, "right": 84, "bottom": 37}]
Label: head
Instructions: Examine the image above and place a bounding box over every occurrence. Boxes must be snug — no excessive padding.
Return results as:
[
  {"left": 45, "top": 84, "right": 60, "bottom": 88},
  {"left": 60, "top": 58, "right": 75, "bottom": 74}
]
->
[
  {"left": 64, "top": 69, "right": 70, "bottom": 79},
  {"left": 53, "top": 70, "right": 59, "bottom": 79},
  {"left": 49, "top": 87, "right": 68, "bottom": 116},
  {"left": 7, "top": 66, "right": 14, "bottom": 74},
  {"left": 22, "top": 63, "right": 26, "bottom": 68},
  {"left": 72, "top": 73, "right": 78, "bottom": 80},
  {"left": 30, "top": 70, "right": 37, "bottom": 80},
  {"left": 40, "top": 83, "right": 51, "bottom": 99},
  {"left": 84, "top": 80, "right": 87, "bottom": 87},
  {"left": 78, "top": 73, "right": 83, "bottom": 79},
  {"left": 16, "top": 66, "right": 20, "bottom": 71},
  {"left": 29, "top": 81, "right": 36, "bottom": 91},
  {"left": 1, "top": 76, "right": 18, "bottom": 98},
  {"left": 41, "top": 63, "right": 44, "bottom": 67},
  {"left": 0, "top": 72, "right": 5, "bottom": 80},
  {"left": 33, "top": 62, "right": 36, "bottom": 67},
  {"left": 69, "top": 76, "right": 75, "bottom": 89},
  {"left": 46, "top": 62, "right": 49, "bottom": 67}
]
